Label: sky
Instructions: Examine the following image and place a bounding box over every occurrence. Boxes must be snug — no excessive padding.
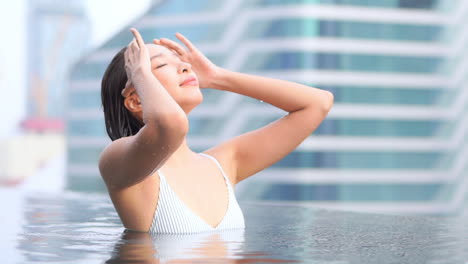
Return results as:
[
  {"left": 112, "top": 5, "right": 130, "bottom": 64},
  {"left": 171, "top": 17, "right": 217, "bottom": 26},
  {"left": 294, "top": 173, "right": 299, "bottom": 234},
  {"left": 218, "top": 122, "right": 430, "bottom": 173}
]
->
[
  {"left": 85, "top": 0, "right": 152, "bottom": 48},
  {"left": 0, "top": 0, "right": 151, "bottom": 139}
]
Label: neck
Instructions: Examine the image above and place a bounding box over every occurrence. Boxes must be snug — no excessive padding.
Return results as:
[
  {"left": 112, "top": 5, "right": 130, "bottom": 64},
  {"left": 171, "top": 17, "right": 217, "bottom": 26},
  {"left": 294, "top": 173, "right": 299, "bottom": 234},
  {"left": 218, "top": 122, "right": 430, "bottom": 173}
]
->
[{"left": 163, "top": 138, "right": 196, "bottom": 168}]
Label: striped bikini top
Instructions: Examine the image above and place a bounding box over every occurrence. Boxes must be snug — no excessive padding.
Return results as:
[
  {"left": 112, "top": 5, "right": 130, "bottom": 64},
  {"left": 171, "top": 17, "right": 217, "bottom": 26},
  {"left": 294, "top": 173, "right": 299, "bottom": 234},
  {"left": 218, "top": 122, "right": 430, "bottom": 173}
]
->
[{"left": 149, "top": 153, "right": 245, "bottom": 234}]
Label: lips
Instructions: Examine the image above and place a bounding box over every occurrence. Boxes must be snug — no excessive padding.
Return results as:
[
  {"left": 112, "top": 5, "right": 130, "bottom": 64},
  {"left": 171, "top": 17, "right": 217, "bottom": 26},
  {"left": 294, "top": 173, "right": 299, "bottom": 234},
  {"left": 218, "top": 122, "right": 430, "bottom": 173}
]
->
[{"left": 180, "top": 76, "right": 198, "bottom": 87}]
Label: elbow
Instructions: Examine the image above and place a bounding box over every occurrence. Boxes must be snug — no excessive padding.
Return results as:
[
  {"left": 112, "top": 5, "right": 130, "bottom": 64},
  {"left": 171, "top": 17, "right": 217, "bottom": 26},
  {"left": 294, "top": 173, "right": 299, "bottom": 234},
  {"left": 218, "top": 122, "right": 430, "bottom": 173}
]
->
[
  {"left": 157, "top": 111, "right": 189, "bottom": 139},
  {"left": 321, "top": 90, "right": 334, "bottom": 114},
  {"left": 145, "top": 111, "right": 189, "bottom": 146},
  {"left": 161, "top": 113, "right": 188, "bottom": 156}
]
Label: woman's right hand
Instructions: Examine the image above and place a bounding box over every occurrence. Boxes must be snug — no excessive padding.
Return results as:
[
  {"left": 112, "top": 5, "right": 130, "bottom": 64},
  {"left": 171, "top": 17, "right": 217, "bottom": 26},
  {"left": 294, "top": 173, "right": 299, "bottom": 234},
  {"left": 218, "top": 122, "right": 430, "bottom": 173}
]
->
[{"left": 122, "top": 28, "right": 152, "bottom": 97}]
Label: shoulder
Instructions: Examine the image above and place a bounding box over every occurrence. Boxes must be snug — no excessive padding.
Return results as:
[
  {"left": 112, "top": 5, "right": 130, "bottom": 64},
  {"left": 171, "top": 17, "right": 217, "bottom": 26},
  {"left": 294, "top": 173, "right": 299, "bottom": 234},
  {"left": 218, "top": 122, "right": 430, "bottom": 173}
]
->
[
  {"left": 98, "top": 138, "right": 127, "bottom": 184},
  {"left": 98, "top": 141, "right": 116, "bottom": 182}
]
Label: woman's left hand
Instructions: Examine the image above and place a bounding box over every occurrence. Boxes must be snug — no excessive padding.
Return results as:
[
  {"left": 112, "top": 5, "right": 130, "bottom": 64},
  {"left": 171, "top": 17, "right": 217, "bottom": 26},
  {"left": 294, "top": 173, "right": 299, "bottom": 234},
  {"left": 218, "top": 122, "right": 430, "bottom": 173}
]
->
[{"left": 154, "top": 33, "right": 220, "bottom": 89}]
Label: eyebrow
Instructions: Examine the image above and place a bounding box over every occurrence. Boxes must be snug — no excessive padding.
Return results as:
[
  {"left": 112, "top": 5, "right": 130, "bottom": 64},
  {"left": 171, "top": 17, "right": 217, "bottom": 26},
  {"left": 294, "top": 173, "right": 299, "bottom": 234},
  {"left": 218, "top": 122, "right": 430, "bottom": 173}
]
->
[
  {"left": 150, "top": 51, "right": 179, "bottom": 61},
  {"left": 150, "top": 53, "right": 163, "bottom": 61}
]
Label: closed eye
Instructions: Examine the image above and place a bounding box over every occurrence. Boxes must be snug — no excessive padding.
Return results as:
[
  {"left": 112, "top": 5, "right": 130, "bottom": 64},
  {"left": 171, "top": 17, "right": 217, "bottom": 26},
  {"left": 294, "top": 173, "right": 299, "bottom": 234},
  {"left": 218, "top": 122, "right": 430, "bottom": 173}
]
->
[{"left": 155, "top": 63, "right": 167, "bottom": 69}]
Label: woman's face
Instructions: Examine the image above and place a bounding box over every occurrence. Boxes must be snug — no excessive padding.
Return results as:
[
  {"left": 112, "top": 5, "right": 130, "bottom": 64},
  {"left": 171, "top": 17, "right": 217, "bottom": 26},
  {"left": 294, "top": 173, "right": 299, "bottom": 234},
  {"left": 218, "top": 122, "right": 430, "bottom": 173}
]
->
[{"left": 128, "top": 43, "right": 203, "bottom": 116}]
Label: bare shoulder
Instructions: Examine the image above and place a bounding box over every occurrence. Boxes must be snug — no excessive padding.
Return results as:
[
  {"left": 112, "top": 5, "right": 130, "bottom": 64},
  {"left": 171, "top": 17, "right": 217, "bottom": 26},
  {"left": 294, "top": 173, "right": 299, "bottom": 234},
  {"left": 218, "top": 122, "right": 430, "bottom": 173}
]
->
[
  {"left": 98, "top": 137, "right": 133, "bottom": 188},
  {"left": 98, "top": 120, "right": 185, "bottom": 190}
]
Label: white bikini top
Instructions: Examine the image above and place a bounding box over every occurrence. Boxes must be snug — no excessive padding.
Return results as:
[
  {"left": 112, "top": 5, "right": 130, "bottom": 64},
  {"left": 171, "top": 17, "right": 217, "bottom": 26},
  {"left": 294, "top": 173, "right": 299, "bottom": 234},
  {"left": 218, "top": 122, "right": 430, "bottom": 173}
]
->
[{"left": 149, "top": 153, "right": 245, "bottom": 234}]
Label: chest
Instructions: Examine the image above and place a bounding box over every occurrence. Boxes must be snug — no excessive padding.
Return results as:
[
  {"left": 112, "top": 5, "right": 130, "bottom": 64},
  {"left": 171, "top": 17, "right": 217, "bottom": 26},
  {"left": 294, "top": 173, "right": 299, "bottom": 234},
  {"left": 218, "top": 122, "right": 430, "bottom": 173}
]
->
[{"left": 159, "top": 167, "right": 230, "bottom": 218}]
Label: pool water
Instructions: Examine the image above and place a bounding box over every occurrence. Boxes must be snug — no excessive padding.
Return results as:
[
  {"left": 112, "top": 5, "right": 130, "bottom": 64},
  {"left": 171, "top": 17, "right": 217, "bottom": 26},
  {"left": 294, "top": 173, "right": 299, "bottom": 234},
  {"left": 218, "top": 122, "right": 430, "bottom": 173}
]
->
[{"left": 2, "top": 190, "right": 467, "bottom": 263}]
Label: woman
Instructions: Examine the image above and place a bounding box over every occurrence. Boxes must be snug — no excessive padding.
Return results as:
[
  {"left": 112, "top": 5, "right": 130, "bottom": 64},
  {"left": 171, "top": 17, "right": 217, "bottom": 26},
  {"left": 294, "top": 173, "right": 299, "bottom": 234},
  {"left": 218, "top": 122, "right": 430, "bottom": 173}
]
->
[{"left": 99, "top": 28, "right": 333, "bottom": 234}]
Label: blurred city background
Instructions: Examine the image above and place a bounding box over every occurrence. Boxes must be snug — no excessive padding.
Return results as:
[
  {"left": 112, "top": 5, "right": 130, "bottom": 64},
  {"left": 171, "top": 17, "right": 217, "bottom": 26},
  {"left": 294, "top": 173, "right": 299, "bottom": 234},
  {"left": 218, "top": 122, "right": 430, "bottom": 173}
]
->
[{"left": 2, "top": 0, "right": 468, "bottom": 217}]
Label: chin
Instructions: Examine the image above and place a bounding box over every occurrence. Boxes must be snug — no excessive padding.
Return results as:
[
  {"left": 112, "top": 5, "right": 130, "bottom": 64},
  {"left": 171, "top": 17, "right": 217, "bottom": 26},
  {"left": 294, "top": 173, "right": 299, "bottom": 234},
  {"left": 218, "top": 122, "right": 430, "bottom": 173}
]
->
[
  {"left": 182, "top": 93, "right": 204, "bottom": 114},
  {"left": 191, "top": 88, "right": 204, "bottom": 104}
]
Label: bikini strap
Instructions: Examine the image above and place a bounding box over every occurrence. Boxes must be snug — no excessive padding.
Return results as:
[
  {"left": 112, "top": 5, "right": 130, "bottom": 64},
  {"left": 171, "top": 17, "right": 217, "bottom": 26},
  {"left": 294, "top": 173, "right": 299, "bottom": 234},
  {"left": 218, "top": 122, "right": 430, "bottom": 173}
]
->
[
  {"left": 156, "top": 169, "right": 166, "bottom": 182},
  {"left": 199, "top": 153, "right": 232, "bottom": 187}
]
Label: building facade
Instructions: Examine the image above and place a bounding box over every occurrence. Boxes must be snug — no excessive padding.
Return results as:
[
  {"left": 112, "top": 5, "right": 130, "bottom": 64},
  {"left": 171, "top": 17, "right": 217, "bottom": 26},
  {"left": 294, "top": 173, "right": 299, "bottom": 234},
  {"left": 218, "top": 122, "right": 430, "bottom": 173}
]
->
[
  {"left": 67, "top": 0, "right": 468, "bottom": 214},
  {"left": 27, "top": 0, "right": 89, "bottom": 121},
  {"left": 0, "top": 0, "right": 89, "bottom": 186}
]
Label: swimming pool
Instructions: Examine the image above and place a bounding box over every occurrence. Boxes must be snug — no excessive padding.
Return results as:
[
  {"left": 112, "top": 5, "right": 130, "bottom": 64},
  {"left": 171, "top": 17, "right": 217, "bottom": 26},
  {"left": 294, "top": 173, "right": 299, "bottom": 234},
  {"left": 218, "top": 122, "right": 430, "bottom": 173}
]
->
[{"left": 1, "top": 188, "right": 467, "bottom": 263}]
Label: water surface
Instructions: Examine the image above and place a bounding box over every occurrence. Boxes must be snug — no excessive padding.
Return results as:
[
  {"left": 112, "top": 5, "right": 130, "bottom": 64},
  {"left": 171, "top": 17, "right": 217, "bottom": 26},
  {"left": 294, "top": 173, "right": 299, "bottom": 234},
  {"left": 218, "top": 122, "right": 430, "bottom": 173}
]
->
[{"left": 2, "top": 190, "right": 467, "bottom": 263}]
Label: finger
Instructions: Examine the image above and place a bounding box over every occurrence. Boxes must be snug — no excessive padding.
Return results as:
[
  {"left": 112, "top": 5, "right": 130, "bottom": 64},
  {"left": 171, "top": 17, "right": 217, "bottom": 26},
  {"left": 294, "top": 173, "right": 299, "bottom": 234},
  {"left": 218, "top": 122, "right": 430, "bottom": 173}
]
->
[
  {"left": 124, "top": 46, "right": 130, "bottom": 63},
  {"left": 121, "top": 86, "right": 128, "bottom": 97},
  {"left": 154, "top": 39, "right": 179, "bottom": 57},
  {"left": 121, "top": 82, "right": 135, "bottom": 97},
  {"left": 159, "top": 38, "right": 186, "bottom": 56},
  {"left": 126, "top": 39, "right": 137, "bottom": 54},
  {"left": 121, "top": 83, "right": 130, "bottom": 97},
  {"left": 122, "top": 88, "right": 135, "bottom": 98},
  {"left": 130, "top": 28, "right": 145, "bottom": 49},
  {"left": 126, "top": 39, "right": 136, "bottom": 59},
  {"left": 130, "top": 40, "right": 139, "bottom": 58},
  {"left": 164, "top": 47, "right": 182, "bottom": 57},
  {"left": 130, "top": 39, "right": 139, "bottom": 50},
  {"left": 175, "top": 32, "right": 195, "bottom": 51}
]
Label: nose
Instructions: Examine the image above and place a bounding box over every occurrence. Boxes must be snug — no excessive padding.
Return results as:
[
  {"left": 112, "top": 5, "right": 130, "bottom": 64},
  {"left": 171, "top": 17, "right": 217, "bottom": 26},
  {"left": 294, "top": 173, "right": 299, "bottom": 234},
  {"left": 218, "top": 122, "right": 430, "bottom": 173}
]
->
[{"left": 178, "top": 61, "right": 192, "bottom": 74}]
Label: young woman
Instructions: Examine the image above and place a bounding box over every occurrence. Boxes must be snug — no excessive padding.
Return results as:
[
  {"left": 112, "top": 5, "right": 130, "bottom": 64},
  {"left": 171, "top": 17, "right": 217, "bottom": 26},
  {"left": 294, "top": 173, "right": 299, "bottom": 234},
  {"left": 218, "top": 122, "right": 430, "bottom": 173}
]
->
[{"left": 99, "top": 28, "right": 333, "bottom": 234}]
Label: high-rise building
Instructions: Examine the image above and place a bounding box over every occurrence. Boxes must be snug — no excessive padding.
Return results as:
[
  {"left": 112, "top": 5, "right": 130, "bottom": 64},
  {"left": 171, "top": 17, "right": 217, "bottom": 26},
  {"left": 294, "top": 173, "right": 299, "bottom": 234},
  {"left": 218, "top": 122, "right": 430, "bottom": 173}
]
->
[
  {"left": 1, "top": 0, "right": 90, "bottom": 186},
  {"left": 25, "top": 0, "right": 89, "bottom": 131},
  {"left": 67, "top": 0, "right": 468, "bottom": 214}
]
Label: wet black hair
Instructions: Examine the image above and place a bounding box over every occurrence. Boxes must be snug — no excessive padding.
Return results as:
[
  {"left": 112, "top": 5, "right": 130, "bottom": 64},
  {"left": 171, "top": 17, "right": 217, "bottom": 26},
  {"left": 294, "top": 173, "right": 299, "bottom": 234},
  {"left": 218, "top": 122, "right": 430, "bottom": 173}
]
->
[{"left": 101, "top": 47, "right": 144, "bottom": 141}]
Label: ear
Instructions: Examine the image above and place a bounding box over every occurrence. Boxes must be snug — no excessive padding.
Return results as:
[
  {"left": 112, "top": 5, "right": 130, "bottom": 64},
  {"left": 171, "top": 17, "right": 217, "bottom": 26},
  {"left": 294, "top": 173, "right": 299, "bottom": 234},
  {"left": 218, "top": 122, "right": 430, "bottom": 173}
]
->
[{"left": 123, "top": 95, "right": 142, "bottom": 114}]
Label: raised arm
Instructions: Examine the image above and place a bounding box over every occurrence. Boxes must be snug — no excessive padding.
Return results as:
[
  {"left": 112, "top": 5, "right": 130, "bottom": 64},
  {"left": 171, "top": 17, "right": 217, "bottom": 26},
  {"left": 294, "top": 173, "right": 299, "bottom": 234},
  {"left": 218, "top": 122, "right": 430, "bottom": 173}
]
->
[
  {"left": 98, "top": 29, "right": 188, "bottom": 190},
  {"left": 210, "top": 69, "right": 334, "bottom": 183},
  {"left": 156, "top": 33, "right": 333, "bottom": 184}
]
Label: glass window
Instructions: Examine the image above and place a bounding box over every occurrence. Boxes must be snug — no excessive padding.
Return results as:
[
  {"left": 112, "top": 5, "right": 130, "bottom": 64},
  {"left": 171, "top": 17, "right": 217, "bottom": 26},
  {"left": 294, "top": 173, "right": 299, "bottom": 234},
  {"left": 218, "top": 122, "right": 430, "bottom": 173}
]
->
[
  {"left": 321, "top": 21, "right": 441, "bottom": 41},
  {"left": 147, "top": 0, "right": 223, "bottom": 15},
  {"left": 69, "top": 91, "right": 101, "bottom": 109},
  {"left": 271, "top": 151, "right": 441, "bottom": 169},
  {"left": 251, "top": 0, "right": 440, "bottom": 10},
  {"left": 321, "top": 85, "right": 447, "bottom": 106},
  {"left": 243, "top": 52, "right": 442, "bottom": 73},
  {"left": 68, "top": 119, "right": 106, "bottom": 137},
  {"left": 260, "top": 182, "right": 445, "bottom": 201},
  {"left": 246, "top": 19, "right": 442, "bottom": 42},
  {"left": 68, "top": 147, "right": 103, "bottom": 164},
  {"left": 398, "top": 0, "right": 438, "bottom": 9},
  {"left": 71, "top": 62, "right": 107, "bottom": 81},
  {"left": 323, "top": 119, "right": 442, "bottom": 137}
]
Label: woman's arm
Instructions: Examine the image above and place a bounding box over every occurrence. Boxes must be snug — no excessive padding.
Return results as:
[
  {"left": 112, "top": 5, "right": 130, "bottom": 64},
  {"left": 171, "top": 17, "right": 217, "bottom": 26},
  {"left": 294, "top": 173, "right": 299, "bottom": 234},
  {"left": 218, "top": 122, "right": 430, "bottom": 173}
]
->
[
  {"left": 209, "top": 69, "right": 333, "bottom": 184},
  {"left": 157, "top": 33, "right": 333, "bottom": 184},
  {"left": 211, "top": 69, "right": 333, "bottom": 114},
  {"left": 99, "top": 29, "right": 188, "bottom": 190}
]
